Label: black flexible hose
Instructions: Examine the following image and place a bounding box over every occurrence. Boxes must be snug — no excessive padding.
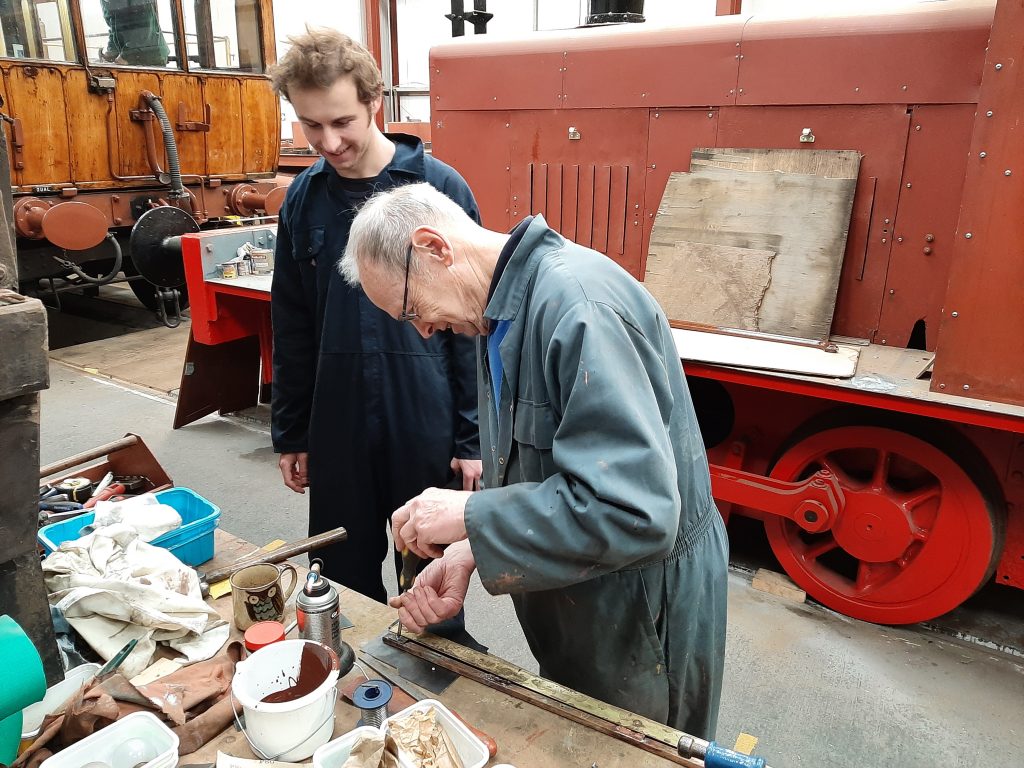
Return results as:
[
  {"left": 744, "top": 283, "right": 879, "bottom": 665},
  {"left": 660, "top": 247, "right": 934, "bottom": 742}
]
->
[
  {"left": 53, "top": 233, "right": 123, "bottom": 285},
  {"left": 142, "top": 92, "right": 187, "bottom": 200}
]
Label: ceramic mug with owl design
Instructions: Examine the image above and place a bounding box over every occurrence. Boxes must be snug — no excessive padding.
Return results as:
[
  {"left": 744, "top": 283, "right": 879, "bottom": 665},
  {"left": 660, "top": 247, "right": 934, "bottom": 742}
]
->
[{"left": 230, "top": 562, "right": 299, "bottom": 630}]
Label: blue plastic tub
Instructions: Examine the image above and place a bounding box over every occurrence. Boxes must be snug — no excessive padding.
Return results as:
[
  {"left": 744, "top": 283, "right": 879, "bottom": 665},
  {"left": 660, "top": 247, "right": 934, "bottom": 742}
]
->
[{"left": 38, "top": 487, "right": 220, "bottom": 567}]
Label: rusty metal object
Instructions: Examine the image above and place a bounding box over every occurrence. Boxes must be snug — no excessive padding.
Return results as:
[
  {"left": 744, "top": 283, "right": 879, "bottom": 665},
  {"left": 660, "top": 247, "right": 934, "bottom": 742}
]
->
[
  {"left": 15, "top": 197, "right": 109, "bottom": 250},
  {"left": 13, "top": 197, "right": 51, "bottom": 239},
  {"left": 177, "top": 101, "right": 211, "bottom": 132},
  {"left": 227, "top": 184, "right": 288, "bottom": 217}
]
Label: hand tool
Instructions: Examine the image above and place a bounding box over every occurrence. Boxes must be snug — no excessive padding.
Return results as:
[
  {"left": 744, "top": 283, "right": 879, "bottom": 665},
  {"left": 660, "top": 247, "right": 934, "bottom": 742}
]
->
[
  {"left": 83, "top": 481, "right": 127, "bottom": 509},
  {"left": 91, "top": 471, "right": 115, "bottom": 498},
  {"left": 359, "top": 653, "right": 498, "bottom": 758},
  {"left": 677, "top": 736, "right": 769, "bottom": 768},
  {"left": 38, "top": 507, "right": 89, "bottom": 527},
  {"left": 197, "top": 526, "right": 348, "bottom": 596},
  {"left": 38, "top": 500, "right": 84, "bottom": 514},
  {"left": 395, "top": 473, "right": 462, "bottom": 635},
  {"left": 397, "top": 547, "right": 421, "bottom": 637},
  {"left": 52, "top": 476, "right": 95, "bottom": 503},
  {"left": 95, "top": 637, "right": 139, "bottom": 682}
]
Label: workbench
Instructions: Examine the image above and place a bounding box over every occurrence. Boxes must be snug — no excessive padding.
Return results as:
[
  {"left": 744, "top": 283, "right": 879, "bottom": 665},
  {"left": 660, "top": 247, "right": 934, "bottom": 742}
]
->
[
  {"left": 174, "top": 226, "right": 276, "bottom": 429},
  {"left": 185, "top": 529, "right": 674, "bottom": 766}
]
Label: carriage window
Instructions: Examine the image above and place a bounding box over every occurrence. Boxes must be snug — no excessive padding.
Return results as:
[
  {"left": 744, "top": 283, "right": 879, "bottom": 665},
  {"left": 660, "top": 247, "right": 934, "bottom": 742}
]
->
[
  {"left": 0, "top": 0, "right": 76, "bottom": 61},
  {"left": 80, "top": 0, "right": 177, "bottom": 68},
  {"left": 183, "top": 0, "right": 262, "bottom": 72}
]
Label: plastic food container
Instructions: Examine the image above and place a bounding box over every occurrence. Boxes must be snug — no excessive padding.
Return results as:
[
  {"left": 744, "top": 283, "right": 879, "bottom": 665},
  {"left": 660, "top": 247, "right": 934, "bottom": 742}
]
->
[
  {"left": 312, "top": 725, "right": 414, "bottom": 768},
  {"left": 37, "top": 487, "right": 220, "bottom": 566},
  {"left": 314, "top": 700, "right": 487, "bottom": 768},
  {"left": 38, "top": 711, "right": 178, "bottom": 768},
  {"left": 20, "top": 662, "right": 100, "bottom": 748}
]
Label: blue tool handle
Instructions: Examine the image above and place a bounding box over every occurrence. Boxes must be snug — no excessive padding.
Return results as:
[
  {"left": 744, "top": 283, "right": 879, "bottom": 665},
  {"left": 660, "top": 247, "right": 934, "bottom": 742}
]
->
[{"left": 705, "top": 742, "right": 766, "bottom": 768}]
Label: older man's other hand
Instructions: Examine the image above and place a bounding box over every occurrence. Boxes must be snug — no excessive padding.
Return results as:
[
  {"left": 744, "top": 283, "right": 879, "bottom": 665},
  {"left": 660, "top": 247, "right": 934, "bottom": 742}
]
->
[
  {"left": 392, "top": 487, "right": 471, "bottom": 559},
  {"left": 388, "top": 541, "right": 476, "bottom": 632}
]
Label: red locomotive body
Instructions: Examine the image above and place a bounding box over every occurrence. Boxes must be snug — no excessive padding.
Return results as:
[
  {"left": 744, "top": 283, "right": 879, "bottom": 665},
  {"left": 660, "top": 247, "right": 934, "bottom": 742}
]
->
[{"left": 428, "top": 0, "right": 1024, "bottom": 624}]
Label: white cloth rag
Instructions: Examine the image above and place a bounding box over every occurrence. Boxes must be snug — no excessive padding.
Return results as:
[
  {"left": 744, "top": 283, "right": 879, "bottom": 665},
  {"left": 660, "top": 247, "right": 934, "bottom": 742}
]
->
[
  {"left": 91, "top": 492, "right": 182, "bottom": 542},
  {"left": 43, "top": 524, "right": 229, "bottom": 678}
]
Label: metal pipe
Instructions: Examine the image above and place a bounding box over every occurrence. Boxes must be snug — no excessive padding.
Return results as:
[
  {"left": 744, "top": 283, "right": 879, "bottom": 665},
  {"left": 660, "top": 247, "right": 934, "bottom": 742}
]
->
[
  {"left": 105, "top": 94, "right": 162, "bottom": 183},
  {"left": 140, "top": 91, "right": 187, "bottom": 200},
  {"left": 51, "top": 233, "right": 122, "bottom": 285}
]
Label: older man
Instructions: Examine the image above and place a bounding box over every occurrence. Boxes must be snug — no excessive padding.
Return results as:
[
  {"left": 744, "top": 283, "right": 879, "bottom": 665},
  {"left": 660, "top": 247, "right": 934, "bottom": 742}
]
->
[{"left": 339, "top": 183, "right": 729, "bottom": 738}]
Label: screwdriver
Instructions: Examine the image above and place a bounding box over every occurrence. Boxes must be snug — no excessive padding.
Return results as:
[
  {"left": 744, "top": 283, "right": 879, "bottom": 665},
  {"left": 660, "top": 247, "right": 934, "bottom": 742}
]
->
[
  {"left": 397, "top": 547, "right": 422, "bottom": 637},
  {"left": 395, "top": 473, "right": 461, "bottom": 635}
]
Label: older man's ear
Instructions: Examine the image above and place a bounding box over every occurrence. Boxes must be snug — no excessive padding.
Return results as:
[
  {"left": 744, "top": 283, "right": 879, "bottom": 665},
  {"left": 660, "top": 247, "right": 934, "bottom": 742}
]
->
[{"left": 411, "top": 226, "right": 455, "bottom": 268}]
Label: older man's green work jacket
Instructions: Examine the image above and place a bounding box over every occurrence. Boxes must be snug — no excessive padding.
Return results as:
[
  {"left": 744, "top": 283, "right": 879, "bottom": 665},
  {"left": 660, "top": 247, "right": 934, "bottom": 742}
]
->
[{"left": 464, "top": 216, "right": 729, "bottom": 739}]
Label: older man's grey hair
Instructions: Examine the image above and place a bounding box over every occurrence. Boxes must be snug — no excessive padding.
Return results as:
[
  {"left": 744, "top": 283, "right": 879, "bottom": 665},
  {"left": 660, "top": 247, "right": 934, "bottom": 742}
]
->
[{"left": 339, "top": 182, "right": 473, "bottom": 287}]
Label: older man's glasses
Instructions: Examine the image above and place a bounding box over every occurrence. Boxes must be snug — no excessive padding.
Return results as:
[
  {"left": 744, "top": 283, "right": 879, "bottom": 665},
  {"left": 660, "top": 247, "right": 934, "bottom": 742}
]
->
[{"left": 400, "top": 243, "right": 418, "bottom": 322}]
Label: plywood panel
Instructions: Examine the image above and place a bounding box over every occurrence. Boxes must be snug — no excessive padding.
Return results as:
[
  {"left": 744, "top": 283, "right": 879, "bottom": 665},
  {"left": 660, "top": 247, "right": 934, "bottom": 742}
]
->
[
  {"left": 204, "top": 77, "right": 243, "bottom": 175},
  {"left": 647, "top": 148, "right": 860, "bottom": 341},
  {"left": 646, "top": 243, "right": 777, "bottom": 331},
  {"left": 716, "top": 105, "right": 909, "bottom": 342},
  {"left": 241, "top": 78, "right": 278, "bottom": 174},
  {"left": 7, "top": 67, "right": 71, "bottom": 185}
]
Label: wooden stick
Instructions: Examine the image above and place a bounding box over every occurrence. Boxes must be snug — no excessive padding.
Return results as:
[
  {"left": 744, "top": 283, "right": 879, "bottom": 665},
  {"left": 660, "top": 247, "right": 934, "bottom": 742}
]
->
[{"left": 40, "top": 435, "right": 138, "bottom": 478}]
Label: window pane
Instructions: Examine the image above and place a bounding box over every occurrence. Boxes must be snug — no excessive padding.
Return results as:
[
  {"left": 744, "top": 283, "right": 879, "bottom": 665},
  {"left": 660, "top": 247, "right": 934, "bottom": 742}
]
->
[
  {"left": 0, "top": 0, "right": 75, "bottom": 61},
  {"left": 183, "top": 0, "right": 262, "bottom": 72},
  {"left": 80, "top": 0, "right": 177, "bottom": 68}
]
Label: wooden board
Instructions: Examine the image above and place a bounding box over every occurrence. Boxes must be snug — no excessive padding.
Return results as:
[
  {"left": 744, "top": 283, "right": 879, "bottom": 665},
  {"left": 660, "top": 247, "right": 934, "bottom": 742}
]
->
[
  {"left": 673, "top": 328, "right": 860, "bottom": 378},
  {"left": 645, "top": 243, "right": 776, "bottom": 332},
  {"left": 646, "top": 148, "right": 861, "bottom": 342},
  {"left": 50, "top": 323, "right": 189, "bottom": 395}
]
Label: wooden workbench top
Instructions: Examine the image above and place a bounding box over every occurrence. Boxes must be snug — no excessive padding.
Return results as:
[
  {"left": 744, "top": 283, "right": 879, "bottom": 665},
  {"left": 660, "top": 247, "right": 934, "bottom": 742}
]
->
[{"left": 183, "top": 529, "right": 672, "bottom": 766}]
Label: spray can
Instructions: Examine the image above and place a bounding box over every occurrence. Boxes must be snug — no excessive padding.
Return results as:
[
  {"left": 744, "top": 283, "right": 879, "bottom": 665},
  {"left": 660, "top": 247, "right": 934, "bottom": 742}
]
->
[
  {"left": 297, "top": 559, "right": 340, "bottom": 649},
  {"left": 296, "top": 559, "right": 355, "bottom": 675}
]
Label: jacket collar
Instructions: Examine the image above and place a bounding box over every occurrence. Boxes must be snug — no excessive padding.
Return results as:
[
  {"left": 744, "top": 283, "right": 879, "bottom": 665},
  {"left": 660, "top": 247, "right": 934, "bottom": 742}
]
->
[
  {"left": 484, "top": 215, "right": 559, "bottom": 322},
  {"left": 308, "top": 133, "right": 426, "bottom": 180}
]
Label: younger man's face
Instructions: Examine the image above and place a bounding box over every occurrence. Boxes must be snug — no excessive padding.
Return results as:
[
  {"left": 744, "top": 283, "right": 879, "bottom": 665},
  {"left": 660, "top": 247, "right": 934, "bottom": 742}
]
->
[{"left": 291, "top": 77, "right": 380, "bottom": 178}]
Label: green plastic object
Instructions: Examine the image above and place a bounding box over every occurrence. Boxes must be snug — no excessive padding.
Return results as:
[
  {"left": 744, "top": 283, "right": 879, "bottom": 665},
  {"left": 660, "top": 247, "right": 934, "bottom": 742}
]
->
[{"left": 0, "top": 615, "right": 46, "bottom": 764}]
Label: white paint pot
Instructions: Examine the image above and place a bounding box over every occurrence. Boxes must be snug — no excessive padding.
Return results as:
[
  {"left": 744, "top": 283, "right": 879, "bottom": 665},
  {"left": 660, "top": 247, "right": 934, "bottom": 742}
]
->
[{"left": 231, "top": 639, "right": 340, "bottom": 761}]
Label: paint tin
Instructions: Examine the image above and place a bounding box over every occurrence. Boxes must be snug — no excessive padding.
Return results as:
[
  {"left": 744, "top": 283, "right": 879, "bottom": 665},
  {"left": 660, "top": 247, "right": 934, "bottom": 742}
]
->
[
  {"left": 218, "top": 262, "right": 238, "bottom": 279},
  {"left": 250, "top": 248, "right": 274, "bottom": 275}
]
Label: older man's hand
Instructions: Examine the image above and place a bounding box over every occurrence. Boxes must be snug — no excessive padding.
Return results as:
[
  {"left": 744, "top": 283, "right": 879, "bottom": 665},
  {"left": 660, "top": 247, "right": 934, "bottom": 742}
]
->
[
  {"left": 392, "top": 487, "right": 471, "bottom": 559},
  {"left": 389, "top": 541, "right": 476, "bottom": 632}
]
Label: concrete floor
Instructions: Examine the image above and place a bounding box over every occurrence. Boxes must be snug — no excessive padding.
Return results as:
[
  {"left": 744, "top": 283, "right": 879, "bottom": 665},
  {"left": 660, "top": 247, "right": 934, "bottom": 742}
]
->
[{"left": 35, "top": 287, "right": 1024, "bottom": 768}]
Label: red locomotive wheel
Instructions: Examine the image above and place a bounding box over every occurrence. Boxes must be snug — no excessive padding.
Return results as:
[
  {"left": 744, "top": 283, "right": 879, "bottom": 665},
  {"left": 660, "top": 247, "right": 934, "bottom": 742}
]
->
[{"left": 764, "top": 425, "right": 999, "bottom": 625}]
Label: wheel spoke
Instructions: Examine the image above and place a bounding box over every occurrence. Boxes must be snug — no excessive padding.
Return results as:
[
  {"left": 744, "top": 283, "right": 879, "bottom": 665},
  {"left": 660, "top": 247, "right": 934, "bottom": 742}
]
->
[
  {"left": 800, "top": 535, "right": 839, "bottom": 563},
  {"left": 819, "top": 457, "right": 859, "bottom": 489},
  {"left": 853, "top": 561, "right": 899, "bottom": 594},
  {"left": 901, "top": 483, "right": 941, "bottom": 511},
  {"left": 871, "top": 449, "right": 891, "bottom": 491}
]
